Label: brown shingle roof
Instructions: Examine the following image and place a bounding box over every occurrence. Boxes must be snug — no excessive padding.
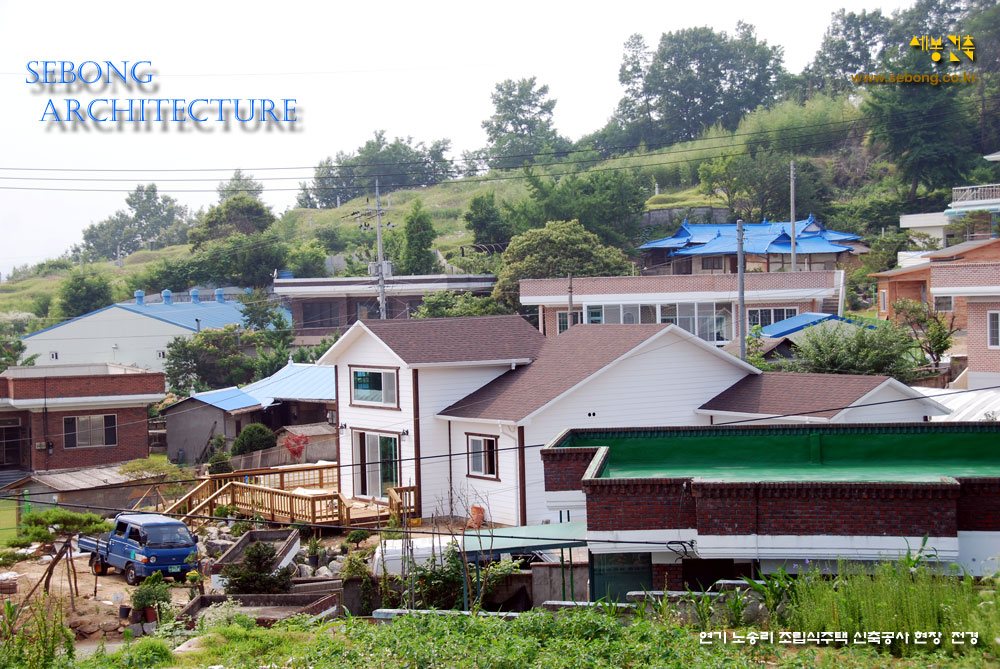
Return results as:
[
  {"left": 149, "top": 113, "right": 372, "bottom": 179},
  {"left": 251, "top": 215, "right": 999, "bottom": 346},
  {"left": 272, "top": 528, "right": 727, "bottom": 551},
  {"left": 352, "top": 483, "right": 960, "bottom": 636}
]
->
[
  {"left": 360, "top": 315, "right": 544, "bottom": 365},
  {"left": 923, "top": 238, "right": 1000, "bottom": 258},
  {"left": 439, "top": 324, "right": 669, "bottom": 421},
  {"left": 698, "top": 372, "right": 888, "bottom": 419},
  {"left": 869, "top": 263, "right": 931, "bottom": 278}
]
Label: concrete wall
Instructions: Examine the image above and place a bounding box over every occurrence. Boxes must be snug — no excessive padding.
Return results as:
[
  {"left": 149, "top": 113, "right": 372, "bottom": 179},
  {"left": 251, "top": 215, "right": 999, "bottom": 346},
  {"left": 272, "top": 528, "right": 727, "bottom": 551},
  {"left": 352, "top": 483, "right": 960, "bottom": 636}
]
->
[
  {"left": 530, "top": 562, "right": 589, "bottom": 605},
  {"left": 165, "top": 402, "right": 226, "bottom": 463}
]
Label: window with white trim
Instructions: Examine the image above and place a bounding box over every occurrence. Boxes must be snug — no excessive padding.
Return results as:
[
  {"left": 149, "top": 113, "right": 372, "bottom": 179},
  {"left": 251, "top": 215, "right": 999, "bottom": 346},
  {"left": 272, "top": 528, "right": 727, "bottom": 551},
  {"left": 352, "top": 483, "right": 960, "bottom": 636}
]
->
[
  {"left": 351, "top": 368, "right": 397, "bottom": 407},
  {"left": 49, "top": 351, "right": 58, "bottom": 361},
  {"left": 989, "top": 311, "right": 1000, "bottom": 349},
  {"left": 156, "top": 350, "right": 167, "bottom": 360},
  {"left": 468, "top": 435, "right": 498, "bottom": 478},
  {"left": 63, "top": 415, "right": 117, "bottom": 448},
  {"left": 747, "top": 307, "right": 798, "bottom": 328},
  {"left": 934, "top": 296, "right": 953, "bottom": 312},
  {"left": 557, "top": 310, "right": 582, "bottom": 334},
  {"left": 879, "top": 290, "right": 887, "bottom": 312}
]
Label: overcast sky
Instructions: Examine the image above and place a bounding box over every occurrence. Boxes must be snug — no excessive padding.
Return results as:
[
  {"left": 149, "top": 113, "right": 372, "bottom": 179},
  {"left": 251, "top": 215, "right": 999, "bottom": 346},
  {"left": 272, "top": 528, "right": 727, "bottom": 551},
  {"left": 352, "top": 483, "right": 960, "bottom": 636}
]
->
[{"left": 0, "top": 0, "right": 907, "bottom": 280}]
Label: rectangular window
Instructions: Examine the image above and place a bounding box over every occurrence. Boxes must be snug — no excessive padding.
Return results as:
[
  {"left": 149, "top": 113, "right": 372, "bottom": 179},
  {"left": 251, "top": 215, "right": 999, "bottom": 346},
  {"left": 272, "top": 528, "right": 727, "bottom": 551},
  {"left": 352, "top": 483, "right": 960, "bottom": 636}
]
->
[
  {"left": 989, "top": 312, "right": 1000, "bottom": 349},
  {"left": 747, "top": 307, "right": 798, "bottom": 330},
  {"left": 303, "top": 301, "right": 339, "bottom": 329},
  {"left": 879, "top": 290, "right": 887, "bottom": 312},
  {"left": 353, "top": 430, "right": 399, "bottom": 498},
  {"left": 351, "top": 368, "right": 398, "bottom": 407},
  {"left": 557, "top": 311, "right": 582, "bottom": 334},
  {"left": 356, "top": 301, "right": 380, "bottom": 320},
  {"left": 701, "top": 256, "right": 723, "bottom": 270},
  {"left": 934, "top": 296, "right": 953, "bottom": 312},
  {"left": 156, "top": 350, "right": 167, "bottom": 360},
  {"left": 49, "top": 351, "right": 58, "bottom": 361},
  {"left": 468, "top": 434, "right": 498, "bottom": 479},
  {"left": 587, "top": 305, "right": 603, "bottom": 324},
  {"left": 63, "top": 415, "right": 117, "bottom": 448}
]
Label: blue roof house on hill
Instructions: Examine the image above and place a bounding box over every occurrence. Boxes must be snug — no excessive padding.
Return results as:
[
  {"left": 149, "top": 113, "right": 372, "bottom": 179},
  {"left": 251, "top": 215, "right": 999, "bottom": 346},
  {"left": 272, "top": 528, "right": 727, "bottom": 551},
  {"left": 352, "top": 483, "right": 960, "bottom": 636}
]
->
[
  {"left": 639, "top": 216, "right": 865, "bottom": 275},
  {"left": 22, "top": 288, "right": 290, "bottom": 373}
]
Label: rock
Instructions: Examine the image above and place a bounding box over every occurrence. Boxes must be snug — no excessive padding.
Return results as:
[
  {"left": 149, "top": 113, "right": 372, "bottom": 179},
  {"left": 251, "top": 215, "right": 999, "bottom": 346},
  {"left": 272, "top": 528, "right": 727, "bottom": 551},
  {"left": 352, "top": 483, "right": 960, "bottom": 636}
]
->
[
  {"left": 314, "top": 566, "right": 333, "bottom": 579},
  {"left": 297, "top": 564, "right": 313, "bottom": 578},
  {"left": 174, "top": 634, "right": 219, "bottom": 654},
  {"left": 69, "top": 620, "right": 84, "bottom": 629},
  {"left": 127, "top": 623, "right": 144, "bottom": 637},
  {"left": 196, "top": 541, "right": 208, "bottom": 556},
  {"left": 79, "top": 623, "right": 100, "bottom": 635},
  {"left": 100, "top": 620, "right": 119, "bottom": 632},
  {"left": 205, "top": 539, "right": 234, "bottom": 556},
  {"left": 318, "top": 553, "right": 330, "bottom": 568},
  {"left": 206, "top": 527, "right": 220, "bottom": 540},
  {"left": 142, "top": 622, "right": 158, "bottom": 635}
]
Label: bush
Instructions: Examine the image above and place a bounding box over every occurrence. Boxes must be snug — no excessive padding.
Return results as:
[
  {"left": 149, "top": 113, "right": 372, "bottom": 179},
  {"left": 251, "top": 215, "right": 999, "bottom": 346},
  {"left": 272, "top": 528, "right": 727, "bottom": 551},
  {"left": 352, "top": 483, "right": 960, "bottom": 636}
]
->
[
  {"left": 231, "top": 424, "right": 276, "bottom": 456},
  {"left": 4, "top": 536, "right": 30, "bottom": 549},
  {"left": 207, "top": 452, "right": 233, "bottom": 475},
  {"left": 222, "top": 542, "right": 293, "bottom": 595},
  {"left": 346, "top": 530, "right": 371, "bottom": 548},
  {"left": 131, "top": 572, "right": 171, "bottom": 611}
]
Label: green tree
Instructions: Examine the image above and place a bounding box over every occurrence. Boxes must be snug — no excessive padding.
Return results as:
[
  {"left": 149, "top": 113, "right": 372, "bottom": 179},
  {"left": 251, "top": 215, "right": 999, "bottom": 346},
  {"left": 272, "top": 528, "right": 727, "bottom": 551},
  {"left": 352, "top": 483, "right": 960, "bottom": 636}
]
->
[
  {"left": 699, "top": 152, "right": 831, "bottom": 221},
  {"left": 893, "top": 298, "right": 958, "bottom": 370},
  {"left": 493, "top": 220, "right": 631, "bottom": 310},
  {"left": 807, "top": 9, "right": 890, "bottom": 93},
  {"left": 863, "top": 50, "right": 977, "bottom": 201},
  {"left": 0, "top": 341, "right": 37, "bottom": 373},
  {"left": 57, "top": 269, "right": 113, "bottom": 318},
  {"left": 81, "top": 184, "right": 189, "bottom": 259},
  {"left": 413, "top": 291, "right": 511, "bottom": 318},
  {"left": 286, "top": 240, "right": 328, "bottom": 278},
  {"left": 188, "top": 194, "right": 277, "bottom": 249},
  {"left": 238, "top": 289, "right": 294, "bottom": 380},
  {"left": 399, "top": 200, "right": 441, "bottom": 275},
  {"left": 464, "top": 192, "right": 512, "bottom": 246},
  {"left": 231, "top": 423, "right": 276, "bottom": 456},
  {"left": 298, "top": 157, "right": 338, "bottom": 209},
  {"left": 216, "top": 169, "right": 264, "bottom": 202},
  {"left": 222, "top": 541, "right": 293, "bottom": 594},
  {"left": 791, "top": 320, "right": 922, "bottom": 382},
  {"left": 163, "top": 325, "right": 256, "bottom": 393},
  {"left": 482, "top": 77, "right": 570, "bottom": 169}
]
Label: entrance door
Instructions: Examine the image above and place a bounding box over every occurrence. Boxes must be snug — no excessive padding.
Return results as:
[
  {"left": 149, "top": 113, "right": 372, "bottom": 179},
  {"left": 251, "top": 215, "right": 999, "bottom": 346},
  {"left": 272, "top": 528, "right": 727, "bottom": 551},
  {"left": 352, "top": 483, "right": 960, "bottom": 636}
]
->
[
  {"left": 0, "top": 425, "right": 22, "bottom": 467},
  {"left": 355, "top": 431, "right": 399, "bottom": 500}
]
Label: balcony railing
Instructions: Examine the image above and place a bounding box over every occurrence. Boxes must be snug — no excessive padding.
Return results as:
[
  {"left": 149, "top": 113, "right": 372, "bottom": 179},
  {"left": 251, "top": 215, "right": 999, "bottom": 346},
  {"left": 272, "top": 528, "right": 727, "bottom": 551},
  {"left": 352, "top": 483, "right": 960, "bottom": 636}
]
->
[{"left": 952, "top": 184, "right": 1000, "bottom": 204}]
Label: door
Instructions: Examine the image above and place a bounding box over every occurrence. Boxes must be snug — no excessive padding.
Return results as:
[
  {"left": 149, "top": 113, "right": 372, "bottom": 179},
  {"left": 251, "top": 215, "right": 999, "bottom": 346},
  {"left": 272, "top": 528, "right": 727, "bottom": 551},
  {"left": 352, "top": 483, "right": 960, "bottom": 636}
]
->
[
  {"left": 0, "top": 424, "right": 22, "bottom": 467},
  {"left": 355, "top": 431, "right": 399, "bottom": 500}
]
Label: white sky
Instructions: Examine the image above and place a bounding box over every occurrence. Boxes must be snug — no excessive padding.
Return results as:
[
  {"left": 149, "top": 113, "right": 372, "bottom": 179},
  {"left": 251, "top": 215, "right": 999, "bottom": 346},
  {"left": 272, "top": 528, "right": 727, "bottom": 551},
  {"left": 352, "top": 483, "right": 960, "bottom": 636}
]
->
[{"left": 0, "top": 0, "right": 907, "bottom": 279}]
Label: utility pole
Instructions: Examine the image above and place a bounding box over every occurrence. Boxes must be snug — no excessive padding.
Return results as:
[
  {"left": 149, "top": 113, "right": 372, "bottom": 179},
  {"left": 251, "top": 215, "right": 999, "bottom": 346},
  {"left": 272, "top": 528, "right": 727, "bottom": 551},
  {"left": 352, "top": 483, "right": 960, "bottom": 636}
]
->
[
  {"left": 737, "top": 220, "right": 746, "bottom": 361},
  {"left": 375, "top": 178, "right": 387, "bottom": 319},
  {"left": 790, "top": 160, "right": 796, "bottom": 272}
]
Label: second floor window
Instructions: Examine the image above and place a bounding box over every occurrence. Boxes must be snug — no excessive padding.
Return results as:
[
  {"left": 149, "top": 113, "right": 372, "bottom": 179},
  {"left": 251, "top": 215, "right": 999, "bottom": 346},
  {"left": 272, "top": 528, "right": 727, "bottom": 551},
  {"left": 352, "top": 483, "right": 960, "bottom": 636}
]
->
[
  {"left": 64, "top": 414, "right": 117, "bottom": 448},
  {"left": 351, "top": 368, "right": 397, "bottom": 407},
  {"left": 303, "top": 302, "right": 339, "bottom": 328}
]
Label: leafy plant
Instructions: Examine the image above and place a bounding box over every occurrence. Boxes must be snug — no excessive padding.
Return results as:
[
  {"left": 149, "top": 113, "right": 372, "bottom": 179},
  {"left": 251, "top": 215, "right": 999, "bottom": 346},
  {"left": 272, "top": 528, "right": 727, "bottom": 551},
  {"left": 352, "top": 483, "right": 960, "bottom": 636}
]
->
[
  {"left": 222, "top": 541, "right": 293, "bottom": 595},
  {"left": 207, "top": 451, "right": 233, "bottom": 475},
  {"left": 723, "top": 587, "right": 750, "bottom": 627},
  {"left": 742, "top": 567, "right": 794, "bottom": 628},
  {"left": 231, "top": 423, "right": 276, "bottom": 456},
  {"left": 346, "top": 529, "right": 370, "bottom": 549},
  {"left": 307, "top": 536, "right": 321, "bottom": 556},
  {"left": 682, "top": 588, "right": 716, "bottom": 631},
  {"left": 131, "top": 571, "right": 171, "bottom": 611},
  {"left": 4, "top": 536, "right": 30, "bottom": 549},
  {"left": 213, "top": 505, "right": 236, "bottom": 518}
]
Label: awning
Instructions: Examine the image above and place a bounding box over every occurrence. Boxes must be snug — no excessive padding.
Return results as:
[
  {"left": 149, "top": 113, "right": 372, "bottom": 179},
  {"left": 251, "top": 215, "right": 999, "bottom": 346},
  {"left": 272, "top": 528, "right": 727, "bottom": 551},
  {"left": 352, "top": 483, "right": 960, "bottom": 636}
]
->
[{"left": 461, "top": 522, "right": 588, "bottom": 560}]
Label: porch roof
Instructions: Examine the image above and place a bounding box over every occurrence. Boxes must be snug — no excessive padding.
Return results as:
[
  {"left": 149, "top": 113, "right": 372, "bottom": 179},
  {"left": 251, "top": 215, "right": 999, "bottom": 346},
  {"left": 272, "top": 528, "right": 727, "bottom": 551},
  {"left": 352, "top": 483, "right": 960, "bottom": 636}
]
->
[{"left": 462, "top": 521, "right": 587, "bottom": 559}]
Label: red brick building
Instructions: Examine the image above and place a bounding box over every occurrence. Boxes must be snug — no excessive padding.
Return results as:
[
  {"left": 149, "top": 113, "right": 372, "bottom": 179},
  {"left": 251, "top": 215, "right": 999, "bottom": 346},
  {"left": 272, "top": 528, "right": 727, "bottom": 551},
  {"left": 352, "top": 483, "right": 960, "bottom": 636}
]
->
[
  {"left": 932, "top": 262, "right": 1000, "bottom": 389},
  {"left": 540, "top": 423, "right": 1000, "bottom": 598},
  {"left": 0, "top": 363, "right": 165, "bottom": 476}
]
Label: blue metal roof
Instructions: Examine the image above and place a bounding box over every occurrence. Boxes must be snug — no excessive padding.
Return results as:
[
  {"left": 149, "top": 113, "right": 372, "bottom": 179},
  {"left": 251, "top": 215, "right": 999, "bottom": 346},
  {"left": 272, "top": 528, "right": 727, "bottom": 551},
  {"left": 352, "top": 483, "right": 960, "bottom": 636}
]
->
[
  {"left": 240, "top": 363, "right": 336, "bottom": 406},
  {"left": 759, "top": 312, "right": 873, "bottom": 338},
  {"left": 187, "top": 386, "right": 261, "bottom": 412},
  {"left": 640, "top": 216, "right": 860, "bottom": 253}
]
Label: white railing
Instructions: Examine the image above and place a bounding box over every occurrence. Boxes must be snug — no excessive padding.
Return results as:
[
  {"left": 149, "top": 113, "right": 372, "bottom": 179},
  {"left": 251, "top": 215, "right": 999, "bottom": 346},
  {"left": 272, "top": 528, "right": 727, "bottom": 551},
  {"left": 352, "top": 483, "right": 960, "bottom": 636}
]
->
[{"left": 952, "top": 184, "right": 1000, "bottom": 204}]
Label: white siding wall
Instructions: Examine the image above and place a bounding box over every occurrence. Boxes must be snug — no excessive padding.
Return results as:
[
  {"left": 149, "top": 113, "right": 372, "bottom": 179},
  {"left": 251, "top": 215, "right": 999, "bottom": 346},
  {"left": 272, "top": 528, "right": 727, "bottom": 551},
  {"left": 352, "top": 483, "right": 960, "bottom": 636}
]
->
[
  {"left": 334, "top": 334, "right": 412, "bottom": 500},
  {"left": 836, "top": 385, "right": 936, "bottom": 423},
  {"left": 23, "top": 307, "right": 189, "bottom": 371},
  {"left": 442, "top": 419, "right": 521, "bottom": 526},
  {"left": 415, "top": 366, "right": 510, "bottom": 518}
]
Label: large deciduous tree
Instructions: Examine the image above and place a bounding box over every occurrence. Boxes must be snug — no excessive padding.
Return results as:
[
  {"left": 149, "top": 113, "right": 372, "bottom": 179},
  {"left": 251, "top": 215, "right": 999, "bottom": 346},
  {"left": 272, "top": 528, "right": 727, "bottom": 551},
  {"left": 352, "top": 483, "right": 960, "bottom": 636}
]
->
[
  {"left": 482, "top": 77, "right": 570, "bottom": 170},
  {"left": 463, "top": 192, "right": 512, "bottom": 246},
  {"left": 807, "top": 9, "right": 891, "bottom": 92},
  {"left": 699, "top": 152, "right": 831, "bottom": 221},
  {"left": 790, "top": 320, "right": 923, "bottom": 382},
  {"left": 413, "top": 291, "right": 510, "bottom": 318},
  {"left": 57, "top": 269, "right": 113, "bottom": 318},
  {"left": 493, "top": 220, "right": 631, "bottom": 310},
  {"left": 80, "top": 184, "right": 190, "bottom": 260},
  {"left": 399, "top": 199, "right": 441, "bottom": 275},
  {"left": 216, "top": 169, "right": 264, "bottom": 202},
  {"left": 188, "top": 194, "right": 277, "bottom": 249}
]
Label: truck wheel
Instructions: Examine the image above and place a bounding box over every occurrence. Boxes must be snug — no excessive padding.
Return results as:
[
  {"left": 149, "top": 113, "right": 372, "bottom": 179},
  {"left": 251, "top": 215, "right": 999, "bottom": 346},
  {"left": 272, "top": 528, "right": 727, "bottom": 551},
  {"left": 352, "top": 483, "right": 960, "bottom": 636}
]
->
[
  {"left": 124, "top": 563, "right": 140, "bottom": 586},
  {"left": 90, "top": 555, "right": 107, "bottom": 576}
]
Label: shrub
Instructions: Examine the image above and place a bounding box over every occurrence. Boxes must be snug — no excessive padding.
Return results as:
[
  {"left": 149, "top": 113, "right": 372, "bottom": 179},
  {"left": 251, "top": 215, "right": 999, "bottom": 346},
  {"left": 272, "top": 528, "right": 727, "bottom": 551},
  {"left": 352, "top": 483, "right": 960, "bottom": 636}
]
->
[
  {"left": 132, "top": 572, "right": 171, "bottom": 611},
  {"left": 222, "top": 542, "right": 293, "bottom": 595},
  {"left": 4, "top": 536, "right": 30, "bottom": 549},
  {"left": 346, "top": 530, "right": 370, "bottom": 548},
  {"left": 207, "top": 452, "right": 233, "bottom": 475},
  {"left": 213, "top": 505, "right": 236, "bottom": 518},
  {"left": 231, "top": 424, "right": 276, "bottom": 456}
]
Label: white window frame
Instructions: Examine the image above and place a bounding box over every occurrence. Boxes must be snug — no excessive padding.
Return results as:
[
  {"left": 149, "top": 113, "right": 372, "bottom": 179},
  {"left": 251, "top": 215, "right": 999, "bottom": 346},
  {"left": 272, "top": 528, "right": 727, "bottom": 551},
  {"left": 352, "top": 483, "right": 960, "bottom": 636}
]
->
[
  {"left": 933, "top": 296, "right": 953, "bottom": 312},
  {"left": 989, "top": 311, "right": 1000, "bottom": 349},
  {"left": 556, "top": 310, "right": 582, "bottom": 334},
  {"left": 49, "top": 351, "right": 58, "bottom": 361},
  {"left": 156, "top": 350, "right": 167, "bottom": 359},
  {"left": 879, "top": 290, "right": 887, "bottom": 312},
  {"left": 467, "top": 434, "right": 499, "bottom": 479},
  {"left": 747, "top": 307, "right": 799, "bottom": 329},
  {"left": 350, "top": 367, "right": 398, "bottom": 408},
  {"left": 63, "top": 414, "right": 117, "bottom": 448}
]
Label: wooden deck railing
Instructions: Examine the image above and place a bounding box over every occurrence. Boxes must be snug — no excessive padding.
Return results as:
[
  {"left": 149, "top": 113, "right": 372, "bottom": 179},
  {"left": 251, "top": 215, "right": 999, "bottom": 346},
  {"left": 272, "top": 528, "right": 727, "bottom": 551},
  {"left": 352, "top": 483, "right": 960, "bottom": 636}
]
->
[
  {"left": 206, "top": 462, "right": 339, "bottom": 493},
  {"left": 163, "top": 479, "right": 214, "bottom": 516},
  {"left": 387, "top": 485, "right": 417, "bottom": 521},
  {"left": 184, "top": 481, "right": 352, "bottom": 529}
]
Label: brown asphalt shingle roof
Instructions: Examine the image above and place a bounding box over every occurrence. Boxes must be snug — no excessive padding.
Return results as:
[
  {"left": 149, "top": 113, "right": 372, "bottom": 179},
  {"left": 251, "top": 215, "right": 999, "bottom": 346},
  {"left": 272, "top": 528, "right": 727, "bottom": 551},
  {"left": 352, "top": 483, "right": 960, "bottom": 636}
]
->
[
  {"left": 360, "top": 315, "right": 544, "bottom": 365},
  {"left": 698, "top": 371, "right": 889, "bottom": 419},
  {"left": 439, "top": 324, "right": 669, "bottom": 421}
]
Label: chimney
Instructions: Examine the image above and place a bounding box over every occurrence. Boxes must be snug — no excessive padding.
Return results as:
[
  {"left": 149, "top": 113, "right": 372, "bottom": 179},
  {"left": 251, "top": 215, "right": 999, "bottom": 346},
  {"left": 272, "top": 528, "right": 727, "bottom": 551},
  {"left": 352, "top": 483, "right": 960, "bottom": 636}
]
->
[
  {"left": 190, "top": 289, "right": 200, "bottom": 304},
  {"left": 161, "top": 289, "right": 172, "bottom": 306},
  {"left": 134, "top": 290, "right": 145, "bottom": 306},
  {"left": 215, "top": 288, "right": 225, "bottom": 304}
]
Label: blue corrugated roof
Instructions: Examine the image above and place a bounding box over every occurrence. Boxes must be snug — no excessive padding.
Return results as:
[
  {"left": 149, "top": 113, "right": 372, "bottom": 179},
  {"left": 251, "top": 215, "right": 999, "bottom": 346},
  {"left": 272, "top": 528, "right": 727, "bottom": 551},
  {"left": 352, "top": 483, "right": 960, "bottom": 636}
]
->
[
  {"left": 759, "top": 312, "right": 874, "bottom": 338},
  {"left": 188, "top": 386, "right": 261, "bottom": 412},
  {"left": 640, "top": 216, "right": 860, "bottom": 254},
  {"left": 240, "top": 363, "right": 336, "bottom": 406}
]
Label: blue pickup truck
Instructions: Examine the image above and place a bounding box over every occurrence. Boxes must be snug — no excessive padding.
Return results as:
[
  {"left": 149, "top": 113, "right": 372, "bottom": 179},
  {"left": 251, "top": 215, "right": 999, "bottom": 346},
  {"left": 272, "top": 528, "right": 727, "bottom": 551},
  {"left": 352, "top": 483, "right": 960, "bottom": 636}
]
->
[{"left": 78, "top": 513, "right": 199, "bottom": 585}]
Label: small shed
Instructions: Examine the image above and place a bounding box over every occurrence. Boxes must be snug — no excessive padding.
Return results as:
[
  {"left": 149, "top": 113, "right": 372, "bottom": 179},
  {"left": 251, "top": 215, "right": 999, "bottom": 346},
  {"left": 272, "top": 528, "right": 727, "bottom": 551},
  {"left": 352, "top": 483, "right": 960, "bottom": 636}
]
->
[{"left": 1, "top": 464, "right": 164, "bottom": 518}]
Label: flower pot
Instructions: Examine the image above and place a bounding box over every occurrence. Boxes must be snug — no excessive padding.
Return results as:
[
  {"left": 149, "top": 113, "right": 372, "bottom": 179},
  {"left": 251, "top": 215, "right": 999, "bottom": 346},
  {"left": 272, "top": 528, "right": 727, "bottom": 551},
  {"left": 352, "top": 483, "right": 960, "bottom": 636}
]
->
[
  {"left": 129, "top": 608, "right": 143, "bottom": 624},
  {"left": 119, "top": 605, "right": 131, "bottom": 620},
  {"left": 144, "top": 606, "right": 158, "bottom": 623},
  {"left": 469, "top": 505, "right": 485, "bottom": 529},
  {"left": 307, "top": 554, "right": 319, "bottom": 568},
  {"left": 340, "top": 545, "right": 349, "bottom": 555}
]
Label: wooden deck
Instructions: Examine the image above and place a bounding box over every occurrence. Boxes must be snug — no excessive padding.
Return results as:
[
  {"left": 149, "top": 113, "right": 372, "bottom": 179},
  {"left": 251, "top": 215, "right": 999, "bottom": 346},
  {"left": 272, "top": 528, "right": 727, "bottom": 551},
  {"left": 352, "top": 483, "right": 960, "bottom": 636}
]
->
[{"left": 164, "top": 463, "right": 415, "bottom": 529}]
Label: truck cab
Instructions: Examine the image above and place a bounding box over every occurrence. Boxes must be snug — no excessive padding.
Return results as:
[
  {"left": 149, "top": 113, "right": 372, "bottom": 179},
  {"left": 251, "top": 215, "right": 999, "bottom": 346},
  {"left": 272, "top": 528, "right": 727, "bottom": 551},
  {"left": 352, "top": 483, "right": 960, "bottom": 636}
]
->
[{"left": 83, "top": 513, "right": 198, "bottom": 585}]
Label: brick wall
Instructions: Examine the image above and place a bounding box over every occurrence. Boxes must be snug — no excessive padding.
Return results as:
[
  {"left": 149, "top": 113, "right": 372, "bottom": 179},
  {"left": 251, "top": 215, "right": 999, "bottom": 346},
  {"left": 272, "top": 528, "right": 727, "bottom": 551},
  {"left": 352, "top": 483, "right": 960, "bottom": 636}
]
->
[
  {"left": 583, "top": 479, "right": 696, "bottom": 531},
  {"left": 29, "top": 406, "right": 149, "bottom": 471},
  {"left": 931, "top": 262, "right": 1000, "bottom": 289},
  {"left": 966, "top": 301, "right": 1000, "bottom": 373},
  {"left": 652, "top": 563, "right": 684, "bottom": 591},
  {"left": 540, "top": 447, "right": 599, "bottom": 491},
  {"left": 289, "top": 295, "right": 424, "bottom": 337},
  {"left": 7, "top": 373, "right": 164, "bottom": 400},
  {"left": 957, "top": 478, "right": 1000, "bottom": 531}
]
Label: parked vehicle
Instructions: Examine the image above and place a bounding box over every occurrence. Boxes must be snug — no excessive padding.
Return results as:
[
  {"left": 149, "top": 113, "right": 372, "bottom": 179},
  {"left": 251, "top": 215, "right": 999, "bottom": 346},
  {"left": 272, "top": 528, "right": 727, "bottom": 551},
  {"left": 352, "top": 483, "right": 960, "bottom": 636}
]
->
[{"left": 78, "top": 513, "right": 198, "bottom": 585}]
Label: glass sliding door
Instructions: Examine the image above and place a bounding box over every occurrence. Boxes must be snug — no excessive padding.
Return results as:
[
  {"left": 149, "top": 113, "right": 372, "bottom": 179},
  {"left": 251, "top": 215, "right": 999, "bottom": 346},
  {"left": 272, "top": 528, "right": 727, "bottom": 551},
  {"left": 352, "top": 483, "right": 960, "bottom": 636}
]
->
[{"left": 354, "top": 431, "right": 400, "bottom": 500}]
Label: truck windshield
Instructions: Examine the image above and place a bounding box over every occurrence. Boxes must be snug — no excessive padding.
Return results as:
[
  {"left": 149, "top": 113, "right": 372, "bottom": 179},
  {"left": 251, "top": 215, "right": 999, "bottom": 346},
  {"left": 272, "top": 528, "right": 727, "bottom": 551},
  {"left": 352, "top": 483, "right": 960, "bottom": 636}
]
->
[{"left": 144, "top": 525, "right": 196, "bottom": 548}]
